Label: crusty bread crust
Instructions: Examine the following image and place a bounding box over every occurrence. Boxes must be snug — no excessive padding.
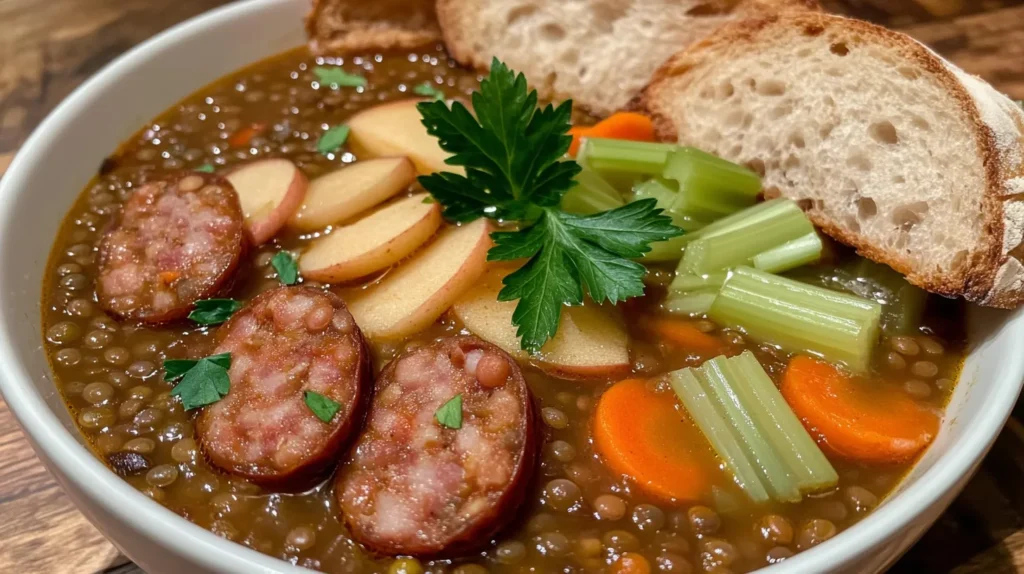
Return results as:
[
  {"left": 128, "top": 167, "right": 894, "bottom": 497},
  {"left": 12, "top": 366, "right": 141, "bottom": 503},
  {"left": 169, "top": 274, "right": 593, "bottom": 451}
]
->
[
  {"left": 306, "top": 0, "right": 442, "bottom": 54},
  {"left": 436, "top": 0, "right": 821, "bottom": 116},
  {"left": 640, "top": 12, "right": 1024, "bottom": 308}
]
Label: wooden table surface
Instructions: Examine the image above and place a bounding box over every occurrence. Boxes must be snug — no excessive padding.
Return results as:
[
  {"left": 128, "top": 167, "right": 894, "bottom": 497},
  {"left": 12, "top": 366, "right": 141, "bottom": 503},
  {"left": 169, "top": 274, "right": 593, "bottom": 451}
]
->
[{"left": 2, "top": 1, "right": 1024, "bottom": 572}]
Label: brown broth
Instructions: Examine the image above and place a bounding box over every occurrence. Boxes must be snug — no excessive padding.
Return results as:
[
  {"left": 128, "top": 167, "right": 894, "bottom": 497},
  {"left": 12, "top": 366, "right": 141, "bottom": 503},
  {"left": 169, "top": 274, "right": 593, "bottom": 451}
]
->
[{"left": 41, "top": 44, "right": 966, "bottom": 573}]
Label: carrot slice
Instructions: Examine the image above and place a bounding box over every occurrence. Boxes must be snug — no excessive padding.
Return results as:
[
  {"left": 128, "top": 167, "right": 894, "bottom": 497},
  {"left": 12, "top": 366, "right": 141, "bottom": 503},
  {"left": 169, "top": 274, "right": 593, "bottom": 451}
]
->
[
  {"left": 228, "top": 123, "right": 267, "bottom": 148},
  {"left": 594, "top": 378, "right": 714, "bottom": 502},
  {"left": 639, "top": 316, "right": 725, "bottom": 355},
  {"left": 781, "top": 356, "right": 939, "bottom": 464},
  {"left": 569, "top": 112, "right": 656, "bottom": 157}
]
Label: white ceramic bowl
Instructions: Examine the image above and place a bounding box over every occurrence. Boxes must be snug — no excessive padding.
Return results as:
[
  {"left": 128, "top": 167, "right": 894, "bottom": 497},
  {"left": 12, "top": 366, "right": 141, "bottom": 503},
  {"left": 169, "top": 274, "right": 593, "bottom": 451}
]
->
[{"left": 1, "top": 1, "right": 1022, "bottom": 572}]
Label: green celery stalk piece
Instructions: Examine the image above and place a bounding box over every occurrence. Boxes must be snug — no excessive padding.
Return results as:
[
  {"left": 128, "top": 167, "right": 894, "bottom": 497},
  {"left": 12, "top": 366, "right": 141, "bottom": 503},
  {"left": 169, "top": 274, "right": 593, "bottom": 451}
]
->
[
  {"left": 669, "top": 368, "right": 771, "bottom": 504},
  {"left": 577, "top": 137, "right": 677, "bottom": 177},
  {"left": 679, "top": 206, "right": 814, "bottom": 275},
  {"left": 684, "top": 198, "right": 798, "bottom": 245},
  {"left": 670, "top": 272, "right": 729, "bottom": 293},
  {"left": 632, "top": 178, "right": 708, "bottom": 232},
  {"left": 699, "top": 357, "right": 802, "bottom": 503},
  {"left": 845, "top": 257, "right": 929, "bottom": 335},
  {"left": 728, "top": 351, "right": 839, "bottom": 493},
  {"left": 642, "top": 235, "right": 689, "bottom": 262},
  {"left": 709, "top": 266, "right": 882, "bottom": 373},
  {"left": 632, "top": 178, "right": 705, "bottom": 262},
  {"left": 562, "top": 168, "right": 625, "bottom": 215},
  {"left": 663, "top": 291, "right": 718, "bottom": 316},
  {"left": 885, "top": 281, "right": 929, "bottom": 335},
  {"left": 663, "top": 148, "right": 761, "bottom": 221},
  {"left": 632, "top": 178, "right": 676, "bottom": 209},
  {"left": 577, "top": 167, "right": 623, "bottom": 202},
  {"left": 752, "top": 232, "right": 824, "bottom": 274}
]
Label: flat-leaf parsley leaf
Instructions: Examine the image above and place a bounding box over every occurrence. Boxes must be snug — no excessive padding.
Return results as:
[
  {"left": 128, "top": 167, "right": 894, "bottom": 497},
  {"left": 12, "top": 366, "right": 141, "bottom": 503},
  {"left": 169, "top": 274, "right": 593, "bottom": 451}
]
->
[
  {"left": 271, "top": 251, "right": 299, "bottom": 285},
  {"left": 313, "top": 66, "right": 367, "bottom": 88},
  {"left": 413, "top": 82, "right": 446, "bottom": 101},
  {"left": 163, "top": 352, "right": 231, "bottom": 382},
  {"left": 317, "top": 125, "right": 350, "bottom": 155},
  {"left": 304, "top": 391, "right": 341, "bottom": 422},
  {"left": 167, "top": 353, "right": 232, "bottom": 410},
  {"left": 435, "top": 394, "right": 463, "bottom": 429},
  {"left": 417, "top": 59, "right": 683, "bottom": 351},
  {"left": 188, "top": 298, "right": 242, "bottom": 325}
]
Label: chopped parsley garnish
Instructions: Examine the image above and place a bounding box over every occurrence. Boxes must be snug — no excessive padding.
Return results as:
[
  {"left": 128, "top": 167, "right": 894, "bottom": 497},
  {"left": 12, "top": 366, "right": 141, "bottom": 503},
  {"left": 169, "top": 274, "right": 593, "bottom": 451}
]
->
[
  {"left": 166, "top": 353, "right": 231, "bottom": 411},
  {"left": 413, "top": 82, "right": 446, "bottom": 101},
  {"left": 304, "top": 391, "right": 342, "bottom": 422},
  {"left": 317, "top": 125, "right": 350, "bottom": 155},
  {"left": 417, "top": 59, "right": 683, "bottom": 352},
  {"left": 188, "top": 298, "right": 242, "bottom": 325},
  {"left": 313, "top": 66, "right": 367, "bottom": 88},
  {"left": 435, "top": 394, "right": 463, "bottom": 429},
  {"left": 194, "top": 164, "right": 215, "bottom": 173},
  {"left": 271, "top": 251, "right": 299, "bottom": 285}
]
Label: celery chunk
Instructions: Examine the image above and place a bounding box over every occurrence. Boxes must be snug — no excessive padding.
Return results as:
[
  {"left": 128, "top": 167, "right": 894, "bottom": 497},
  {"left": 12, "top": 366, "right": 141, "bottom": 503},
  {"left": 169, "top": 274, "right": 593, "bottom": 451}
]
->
[
  {"left": 561, "top": 168, "right": 625, "bottom": 214},
  {"left": 678, "top": 199, "right": 816, "bottom": 275},
  {"left": 663, "top": 148, "right": 761, "bottom": 221},
  {"left": 727, "top": 352, "right": 838, "bottom": 492},
  {"left": 577, "top": 138, "right": 676, "bottom": 177},
  {"left": 670, "top": 351, "right": 838, "bottom": 504},
  {"left": 664, "top": 291, "right": 718, "bottom": 316},
  {"left": 669, "top": 369, "right": 771, "bottom": 503},
  {"left": 753, "top": 232, "right": 824, "bottom": 274},
  {"left": 670, "top": 272, "right": 728, "bottom": 293},
  {"left": 709, "top": 266, "right": 882, "bottom": 372},
  {"left": 701, "top": 357, "right": 802, "bottom": 502}
]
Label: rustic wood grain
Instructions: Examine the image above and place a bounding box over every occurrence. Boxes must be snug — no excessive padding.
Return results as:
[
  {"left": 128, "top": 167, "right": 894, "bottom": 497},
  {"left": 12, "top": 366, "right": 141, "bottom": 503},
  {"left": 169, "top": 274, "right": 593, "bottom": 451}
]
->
[
  {"left": 0, "top": 399, "right": 132, "bottom": 573},
  {"left": 1, "top": 1, "right": 1024, "bottom": 573}
]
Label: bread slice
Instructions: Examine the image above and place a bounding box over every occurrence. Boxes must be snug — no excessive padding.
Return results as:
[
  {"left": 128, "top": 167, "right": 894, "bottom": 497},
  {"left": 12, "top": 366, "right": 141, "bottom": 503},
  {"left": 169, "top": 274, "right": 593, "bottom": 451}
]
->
[
  {"left": 640, "top": 12, "right": 1024, "bottom": 307},
  {"left": 306, "top": 0, "right": 442, "bottom": 54},
  {"left": 435, "top": 0, "right": 820, "bottom": 117}
]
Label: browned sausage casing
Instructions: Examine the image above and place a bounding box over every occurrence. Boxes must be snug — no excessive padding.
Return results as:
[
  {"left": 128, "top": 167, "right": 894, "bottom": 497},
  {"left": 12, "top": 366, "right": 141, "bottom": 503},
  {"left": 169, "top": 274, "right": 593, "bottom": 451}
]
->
[
  {"left": 96, "top": 172, "right": 246, "bottom": 323},
  {"left": 336, "top": 336, "right": 538, "bottom": 558},
  {"left": 197, "top": 286, "right": 372, "bottom": 490}
]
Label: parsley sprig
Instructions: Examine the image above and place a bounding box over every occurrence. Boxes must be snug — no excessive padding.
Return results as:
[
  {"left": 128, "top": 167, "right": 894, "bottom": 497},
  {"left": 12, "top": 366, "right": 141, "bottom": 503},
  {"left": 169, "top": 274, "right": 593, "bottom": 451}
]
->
[
  {"left": 165, "top": 353, "right": 231, "bottom": 411},
  {"left": 417, "top": 59, "right": 682, "bottom": 351}
]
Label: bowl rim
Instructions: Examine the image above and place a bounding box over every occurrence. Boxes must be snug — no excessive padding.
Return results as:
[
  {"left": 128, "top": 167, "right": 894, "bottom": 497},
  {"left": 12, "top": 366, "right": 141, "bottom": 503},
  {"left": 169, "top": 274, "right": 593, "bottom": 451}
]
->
[{"left": 1, "top": 1, "right": 1022, "bottom": 572}]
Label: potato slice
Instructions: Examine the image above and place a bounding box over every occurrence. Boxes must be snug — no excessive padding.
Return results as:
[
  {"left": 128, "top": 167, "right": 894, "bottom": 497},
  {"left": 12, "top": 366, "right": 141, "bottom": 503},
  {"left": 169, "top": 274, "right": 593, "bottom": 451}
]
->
[
  {"left": 226, "top": 158, "right": 308, "bottom": 245},
  {"left": 300, "top": 194, "right": 442, "bottom": 283},
  {"left": 288, "top": 157, "right": 416, "bottom": 231},
  {"left": 346, "top": 99, "right": 460, "bottom": 175},
  {"left": 346, "top": 219, "right": 491, "bottom": 340},
  {"left": 452, "top": 266, "right": 631, "bottom": 380}
]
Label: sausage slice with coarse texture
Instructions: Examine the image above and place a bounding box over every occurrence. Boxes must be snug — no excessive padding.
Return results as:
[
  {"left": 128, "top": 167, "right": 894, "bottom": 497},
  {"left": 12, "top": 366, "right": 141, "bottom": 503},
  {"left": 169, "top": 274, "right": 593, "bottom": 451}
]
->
[
  {"left": 336, "top": 336, "right": 538, "bottom": 558},
  {"left": 97, "top": 172, "right": 246, "bottom": 323},
  {"left": 197, "top": 286, "right": 372, "bottom": 490}
]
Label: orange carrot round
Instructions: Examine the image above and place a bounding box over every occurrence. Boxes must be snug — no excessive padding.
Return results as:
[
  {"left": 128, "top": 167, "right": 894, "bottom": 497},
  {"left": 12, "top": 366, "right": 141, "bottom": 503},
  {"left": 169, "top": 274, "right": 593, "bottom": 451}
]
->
[
  {"left": 593, "top": 378, "right": 714, "bottom": 502},
  {"left": 569, "top": 112, "right": 656, "bottom": 157},
  {"left": 781, "top": 356, "right": 939, "bottom": 464},
  {"left": 640, "top": 316, "right": 725, "bottom": 355}
]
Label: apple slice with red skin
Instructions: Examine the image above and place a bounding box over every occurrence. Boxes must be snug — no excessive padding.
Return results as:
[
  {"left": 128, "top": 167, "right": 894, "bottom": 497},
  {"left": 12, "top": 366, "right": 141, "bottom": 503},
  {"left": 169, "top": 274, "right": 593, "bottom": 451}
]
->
[
  {"left": 452, "top": 265, "right": 632, "bottom": 380},
  {"left": 226, "top": 158, "right": 308, "bottom": 245},
  {"left": 299, "top": 193, "right": 443, "bottom": 283},
  {"left": 345, "top": 219, "right": 491, "bottom": 340},
  {"left": 288, "top": 157, "right": 417, "bottom": 232}
]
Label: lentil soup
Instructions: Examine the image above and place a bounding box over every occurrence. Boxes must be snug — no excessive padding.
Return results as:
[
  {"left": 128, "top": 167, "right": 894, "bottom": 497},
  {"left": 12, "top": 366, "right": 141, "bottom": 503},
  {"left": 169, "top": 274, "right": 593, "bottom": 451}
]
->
[{"left": 42, "top": 42, "right": 965, "bottom": 574}]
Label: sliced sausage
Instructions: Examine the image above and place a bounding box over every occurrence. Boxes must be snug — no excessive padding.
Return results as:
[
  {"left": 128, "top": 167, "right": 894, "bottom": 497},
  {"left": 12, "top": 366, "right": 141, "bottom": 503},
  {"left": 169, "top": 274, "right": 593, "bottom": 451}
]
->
[
  {"left": 336, "top": 336, "right": 538, "bottom": 558},
  {"left": 197, "top": 286, "right": 372, "bottom": 490},
  {"left": 97, "top": 172, "right": 245, "bottom": 323}
]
